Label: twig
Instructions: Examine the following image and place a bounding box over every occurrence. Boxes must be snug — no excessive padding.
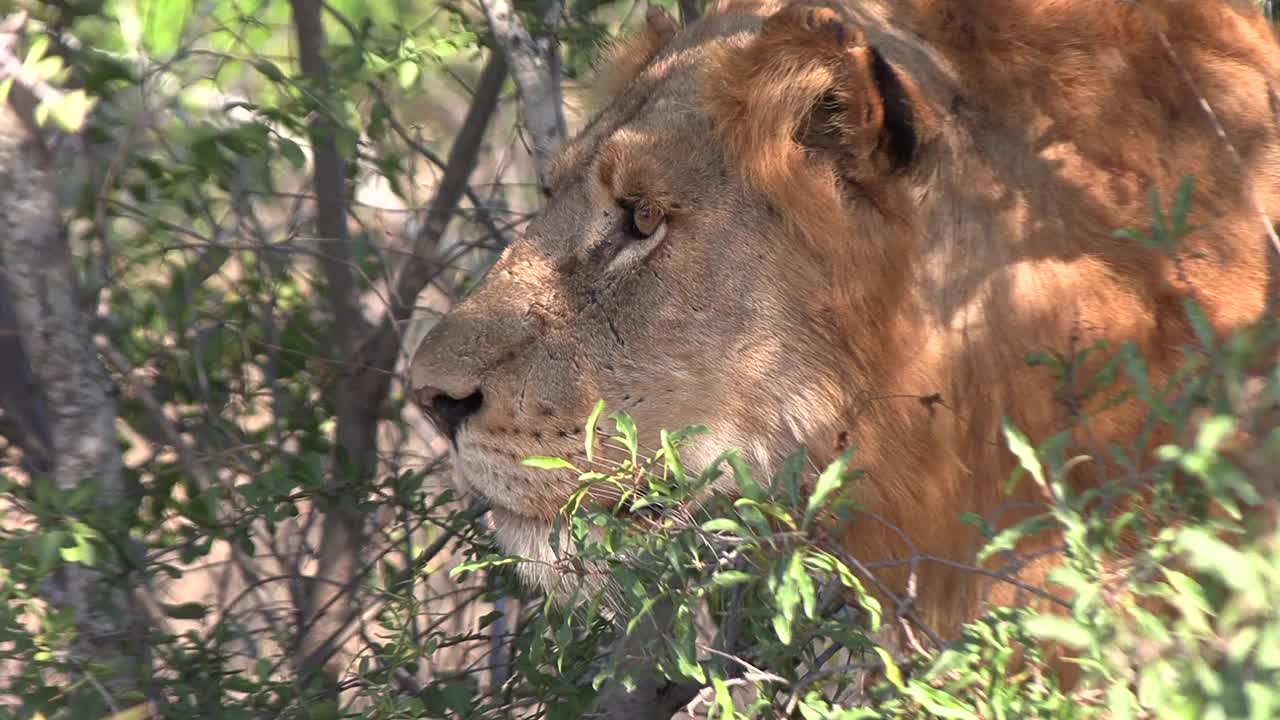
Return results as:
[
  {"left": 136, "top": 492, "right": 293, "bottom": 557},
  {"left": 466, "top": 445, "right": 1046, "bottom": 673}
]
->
[
  {"left": 697, "top": 645, "right": 789, "bottom": 684},
  {"left": 290, "top": 500, "right": 492, "bottom": 691},
  {"left": 366, "top": 81, "right": 508, "bottom": 250},
  {"left": 96, "top": 338, "right": 293, "bottom": 644},
  {"left": 386, "top": 52, "right": 509, "bottom": 327}
]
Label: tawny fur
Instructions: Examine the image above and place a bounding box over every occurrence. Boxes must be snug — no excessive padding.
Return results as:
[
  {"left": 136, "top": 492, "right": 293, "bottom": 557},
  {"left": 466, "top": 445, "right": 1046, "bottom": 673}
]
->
[{"left": 411, "top": 0, "right": 1278, "bottom": 644}]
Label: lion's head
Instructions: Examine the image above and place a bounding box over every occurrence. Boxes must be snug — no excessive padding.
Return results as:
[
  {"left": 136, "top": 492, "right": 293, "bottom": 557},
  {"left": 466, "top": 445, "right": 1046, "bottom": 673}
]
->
[{"left": 410, "top": 0, "right": 1277, "bottom": 630}]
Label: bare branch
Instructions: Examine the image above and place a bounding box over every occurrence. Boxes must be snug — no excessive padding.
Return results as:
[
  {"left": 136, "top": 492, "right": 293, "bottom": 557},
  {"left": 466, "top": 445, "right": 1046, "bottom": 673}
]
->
[
  {"left": 390, "top": 53, "right": 509, "bottom": 325},
  {"left": 367, "top": 80, "right": 507, "bottom": 250},
  {"left": 478, "top": 0, "right": 566, "bottom": 182},
  {"left": 290, "top": 500, "right": 491, "bottom": 691},
  {"left": 289, "top": 0, "right": 357, "bottom": 360},
  {"left": 96, "top": 338, "right": 294, "bottom": 645},
  {"left": 288, "top": 0, "right": 367, "bottom": 690}
]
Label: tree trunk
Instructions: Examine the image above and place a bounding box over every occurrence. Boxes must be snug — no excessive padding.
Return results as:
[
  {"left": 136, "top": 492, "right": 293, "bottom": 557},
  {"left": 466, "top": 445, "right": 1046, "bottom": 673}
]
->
[
  {"left": 0, "top": 96, "right": 146, "bottom": 703},
  {"left": 287, "top": 0, "right": 370, "bottom": 693}
]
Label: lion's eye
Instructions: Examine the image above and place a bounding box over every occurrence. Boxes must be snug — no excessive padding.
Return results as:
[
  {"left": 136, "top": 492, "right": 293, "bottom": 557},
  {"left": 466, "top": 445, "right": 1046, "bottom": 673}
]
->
[{"left": 626, "top": 202, "right": 665, "bottom": 239}]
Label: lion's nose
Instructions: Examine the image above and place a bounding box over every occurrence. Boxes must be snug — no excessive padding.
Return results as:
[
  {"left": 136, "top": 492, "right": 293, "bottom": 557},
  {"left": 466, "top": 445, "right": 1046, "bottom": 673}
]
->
[{"left": 414, "top": 385, "right": 485, "bottom": 442}]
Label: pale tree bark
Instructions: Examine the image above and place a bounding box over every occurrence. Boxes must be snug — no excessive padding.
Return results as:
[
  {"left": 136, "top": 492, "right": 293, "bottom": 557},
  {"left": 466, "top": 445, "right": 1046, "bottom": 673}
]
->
[
  {"left": 478, "top": 0, "right": 567, "bottom": 182},
  {"left": 0, "top": 23, "right": 146, "bottom": 702}
]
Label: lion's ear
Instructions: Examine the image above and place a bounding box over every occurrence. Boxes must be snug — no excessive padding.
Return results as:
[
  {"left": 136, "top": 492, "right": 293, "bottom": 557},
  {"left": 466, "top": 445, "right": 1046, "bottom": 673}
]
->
[{"left": 708, "top": 3, "right": 932, "bottom": 188}]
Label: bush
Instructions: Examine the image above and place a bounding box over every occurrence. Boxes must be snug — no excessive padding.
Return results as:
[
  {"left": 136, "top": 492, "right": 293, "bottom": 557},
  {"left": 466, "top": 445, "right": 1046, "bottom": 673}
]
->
[{"left": 465, "top": 299, "right": 1278, "bottom": 719}]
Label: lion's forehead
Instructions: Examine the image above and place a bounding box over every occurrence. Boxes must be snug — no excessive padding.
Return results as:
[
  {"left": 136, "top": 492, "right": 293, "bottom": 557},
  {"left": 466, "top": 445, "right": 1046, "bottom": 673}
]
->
[
  {"left": 547, "top": 14, "right": 758, "bottom": 192},
  {"left": 553, "top": 89, "right": 710, "bottom": 187}
]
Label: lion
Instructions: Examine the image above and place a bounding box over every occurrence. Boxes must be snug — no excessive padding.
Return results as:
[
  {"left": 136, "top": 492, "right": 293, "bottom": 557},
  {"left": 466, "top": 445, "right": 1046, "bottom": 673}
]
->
[{"left": 409, "top": 0, "right": 1278, "bottom": 645}]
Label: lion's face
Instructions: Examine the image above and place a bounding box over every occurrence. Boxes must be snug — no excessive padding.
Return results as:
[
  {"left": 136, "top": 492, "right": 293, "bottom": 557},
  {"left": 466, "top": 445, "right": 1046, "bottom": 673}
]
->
[
  {"left": 411, "top": 0, "right": 1280, "bottom": 637},
  {"left": 408, "top": 8, "right": 859, "bottom": 583}
]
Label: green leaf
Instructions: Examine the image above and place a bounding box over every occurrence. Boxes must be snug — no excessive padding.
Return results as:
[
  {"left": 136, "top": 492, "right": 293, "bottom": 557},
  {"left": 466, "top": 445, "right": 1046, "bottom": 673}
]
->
[
  {"left": 1149, "top": 187, "right": 1169, "bottom": 242},
  {"left": 108, "top": 703, "right": 161, "bottom": 720},
  {"left": 1176, "top": 526, "right": 1258, "bottom": 592},
  {"left": 804, "top": 447, "right": 852, "bottom": 527},
  {"left": 35, "top": 530, "right": 64, "bottom": 576},
  {"left": 874, "top": 646, "right": 904, "bottom": 689},
  {"left": 773, "top": 447, "right": 808, "bottom": 506},
  {"left": 585, "top": 399, "right": 606, "bottom": 463},
  {"left": 58, "top": 530, "right": 96, "bottom": 566},
  {"left": 1170, "top": 174, "right": 1196, "bottom": 231},
  {"left": 727, "top": 451, "right": 760, "bottom": 501},
  {"left": 610, "top": 410, "right": 639, "bottom": 464},
  {"left": 252, "top": 58, "right": 286, "bottom": 82},
  {"left": 771, "top": 610, "right": 793, "bottom": 646},
  {"left": 712, "top": 676, "right": 736, "bottom": 719},
  {"left": 772, "top": 555, "right": 801, "bottom": 644},
  {"left": 959, "top": 511, "right": 993, "bottom": 538},
  {"left": 1106, "top": 684, "right": 1140, "bottom": 720},
  {"left": 1183, "top": 297, "right": 1216, "bottom": 350},
  {"left": 23, "top": 34, "right": 50, "bottom": 68},
  {"left": 659, "top": 429, "right": 686, "bottom": 481},
  {"left": 326, "top": 0, "right": 368, "bottom": 31},
  {"left": 46, "top": 90, "right": 96, "bottom": 132},
  {"left": 278, "top": 138, "right": 306, "bottom": 169},
  {"left": 1025, "top": 614, "right": 1093, "bottom": 649},
  {"left": 789, "top": 552, "right": 817, "bottom": 619},
  {"left": 711, "top": 570, "right": 755, "bottom": 587},
  {"left": 142, "top": 0, "right": 194, "bottom": 57},
  {"left": 397, "top": 60, "right": 421, "bottom": 89},
  {"left": 1161, "top": 568, "right": 1211, "bottom": 633},
  {"left": 522, "top": 456, "right": 578, "bottom": 471},
  {"left": 1121, "top": 342, "right": 1162, "bottom": 417},
  {"left": 1001, "top": 418, "right": 1045, "bottom": 491},
  {"left": 977, "top": 514, "right": 1056, "bottom": 563},
  {"left": 1113, "top": 227, "right": 1156, "bottom": 249},
  {"left": 905, "top": 683, "right": 978, "bottom": 719},
  {"left": 701, "top": 518, "right": 747, "bottom": 536},
  {"left": 1193, "top": 414, "right": 1236, "bottom": 455},
  {"left": 449, "top": 555, "right": 520, "bottom": 577},
  {"left": 735, "top": 498, "right": 795, "bottom": 530},
  {"left": 672, "top": 606, "right": 706, "bottom": 683}
]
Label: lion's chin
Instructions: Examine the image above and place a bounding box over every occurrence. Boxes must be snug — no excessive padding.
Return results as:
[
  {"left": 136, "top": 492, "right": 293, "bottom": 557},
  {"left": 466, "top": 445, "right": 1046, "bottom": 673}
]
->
[{"left": 483, "top": 504, "right": 617, "bottom": 604}]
